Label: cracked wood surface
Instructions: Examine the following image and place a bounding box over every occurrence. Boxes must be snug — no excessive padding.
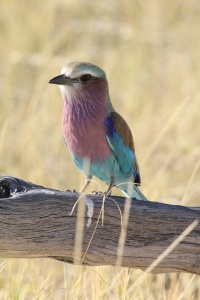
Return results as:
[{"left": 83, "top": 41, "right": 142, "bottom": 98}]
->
[{"left": 0, "top": 175, "right": 199, "bottom": 274}]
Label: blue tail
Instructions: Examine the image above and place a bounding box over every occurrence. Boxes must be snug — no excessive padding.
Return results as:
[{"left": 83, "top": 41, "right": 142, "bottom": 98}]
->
[{"left": 120, "top": 183, "right": 147, "bottom": 201}]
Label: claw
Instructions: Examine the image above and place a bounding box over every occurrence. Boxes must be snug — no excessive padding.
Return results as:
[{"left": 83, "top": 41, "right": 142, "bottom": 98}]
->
[
  {"left": 66, "top": 189, "right": 78, "bottom": 193},
  {"left": 92, "top": 191, "right": 105, "bottom": 196}
]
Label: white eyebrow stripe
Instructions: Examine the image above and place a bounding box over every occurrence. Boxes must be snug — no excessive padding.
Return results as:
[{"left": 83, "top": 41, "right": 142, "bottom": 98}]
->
[{"left": 61, "top": 67, "right": 98, "bottom": 78}]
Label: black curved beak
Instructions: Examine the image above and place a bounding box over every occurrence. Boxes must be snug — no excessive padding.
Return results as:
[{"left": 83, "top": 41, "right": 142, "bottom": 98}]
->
[{"left": 49, "top": 74, "right": 71, "bottom": 85}]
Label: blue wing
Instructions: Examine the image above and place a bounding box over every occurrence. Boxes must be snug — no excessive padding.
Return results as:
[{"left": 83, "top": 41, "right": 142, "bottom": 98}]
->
[{"left": 104, "top": 112, "right": 141, "bottom": 184}]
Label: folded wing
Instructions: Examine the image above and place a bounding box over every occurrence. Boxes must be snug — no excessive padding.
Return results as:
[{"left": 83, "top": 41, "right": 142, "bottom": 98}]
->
[{"left": 104, "top": 111, "right": 141, "bottom": 184}]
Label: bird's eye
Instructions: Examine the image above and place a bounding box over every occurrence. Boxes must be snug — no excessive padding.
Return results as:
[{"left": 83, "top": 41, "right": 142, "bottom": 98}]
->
[{"left": 80, "top": 74, "right": 93, "bottom": 83}]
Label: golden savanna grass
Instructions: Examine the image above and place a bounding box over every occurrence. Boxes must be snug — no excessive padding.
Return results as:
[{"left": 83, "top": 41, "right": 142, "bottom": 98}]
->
[{"left": 0, "top": 0, "right": 200, "bottom": 299}]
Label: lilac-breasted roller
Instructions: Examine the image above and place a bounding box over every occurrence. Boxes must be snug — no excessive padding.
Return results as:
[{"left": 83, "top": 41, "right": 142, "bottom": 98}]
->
[{"left": 49, "top": 62, "right": 147, "bottom": 201}]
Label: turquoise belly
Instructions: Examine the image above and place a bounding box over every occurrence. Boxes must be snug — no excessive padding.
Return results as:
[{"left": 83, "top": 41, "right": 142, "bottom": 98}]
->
[{"left": 72, "top": 153, "right": 135, "bottom": 185}]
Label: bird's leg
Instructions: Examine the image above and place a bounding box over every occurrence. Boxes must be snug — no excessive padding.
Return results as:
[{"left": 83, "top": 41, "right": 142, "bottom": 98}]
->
[
  {"left": 106, "top": 177, "right": 115, "bottom": 196},
  {"left": 92, "top": 177, "right": 115, "bottom": 196},
  {"left": 79, "top": 176, "right": 92, "bottom": 193},
  {"left": 69, "top": 176, "right": 92, "bottom": 217}
]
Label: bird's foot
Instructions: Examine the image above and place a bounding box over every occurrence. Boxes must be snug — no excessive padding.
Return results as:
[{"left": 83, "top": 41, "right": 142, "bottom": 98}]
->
[
  {"left": 92, "top": 191, "right": 111, "bottom": 197},
  {"left": 66, "top": 189, "right": 78, "bottom": 193},
  {"left": 92, "top": 190, "right": 105, "bottom": 196}
]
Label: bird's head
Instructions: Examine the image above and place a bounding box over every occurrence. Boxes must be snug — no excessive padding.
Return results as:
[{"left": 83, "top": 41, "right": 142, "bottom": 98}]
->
[{"left": 49, "top": 62, "right": 111, "bottom": 107}]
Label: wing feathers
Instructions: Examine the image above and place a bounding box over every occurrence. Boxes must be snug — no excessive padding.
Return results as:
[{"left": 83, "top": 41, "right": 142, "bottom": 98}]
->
[{"left": 105, "top": 112, "right": 141, "bottom": 184}]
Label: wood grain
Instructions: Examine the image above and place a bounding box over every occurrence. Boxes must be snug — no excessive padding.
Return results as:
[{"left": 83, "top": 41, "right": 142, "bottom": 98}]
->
[{"left": 0, "top": 176, "right": 199, "bottom": 274}]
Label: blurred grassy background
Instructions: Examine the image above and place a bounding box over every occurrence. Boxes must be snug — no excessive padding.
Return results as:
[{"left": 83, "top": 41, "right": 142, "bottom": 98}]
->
[{"left": 0, "top": 0, "right": 200, "bottom": 299}]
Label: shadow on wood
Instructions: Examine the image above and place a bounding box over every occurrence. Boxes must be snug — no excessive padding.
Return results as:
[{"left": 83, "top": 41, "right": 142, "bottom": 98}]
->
[{"left": 0, "top": 175, "right": 199, "bottom": 274}]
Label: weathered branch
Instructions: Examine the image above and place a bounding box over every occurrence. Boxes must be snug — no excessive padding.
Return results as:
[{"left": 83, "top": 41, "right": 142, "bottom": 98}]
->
[{"left": 0, "top": 176, "right": 199, "bottom": 274}]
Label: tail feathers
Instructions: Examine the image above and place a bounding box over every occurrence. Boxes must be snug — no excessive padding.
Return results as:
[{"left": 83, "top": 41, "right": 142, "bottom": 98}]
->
[{"left": 121, "top": 184, "right": 147, "bottom": 201}]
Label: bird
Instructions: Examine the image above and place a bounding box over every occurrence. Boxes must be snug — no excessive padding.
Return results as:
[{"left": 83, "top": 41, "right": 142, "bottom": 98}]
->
[{"left": 49, "top": 62, "right": 147, "bottom": 201}]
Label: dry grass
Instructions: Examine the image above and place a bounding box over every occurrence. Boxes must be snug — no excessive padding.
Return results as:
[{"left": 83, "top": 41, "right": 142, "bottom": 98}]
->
[{"left": 0, "top": 0, "right": 200, "bottom": 299}]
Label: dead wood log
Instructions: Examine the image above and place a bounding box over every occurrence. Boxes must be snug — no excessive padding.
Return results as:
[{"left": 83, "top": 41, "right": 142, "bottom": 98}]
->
[{"left": 0, "top": 175, "right": 199, "bottom": 274}]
